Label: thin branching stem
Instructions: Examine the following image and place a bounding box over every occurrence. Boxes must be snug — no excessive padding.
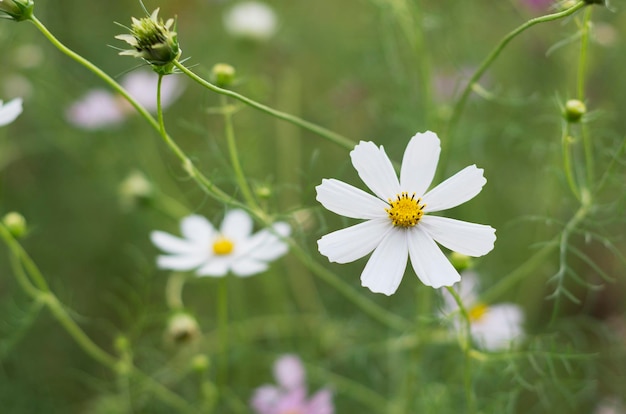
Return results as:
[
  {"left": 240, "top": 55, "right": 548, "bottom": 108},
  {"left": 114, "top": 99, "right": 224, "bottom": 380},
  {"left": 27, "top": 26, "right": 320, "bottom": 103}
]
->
[{"left": 173, "top": 61, "right": 356, "bottom": 151}]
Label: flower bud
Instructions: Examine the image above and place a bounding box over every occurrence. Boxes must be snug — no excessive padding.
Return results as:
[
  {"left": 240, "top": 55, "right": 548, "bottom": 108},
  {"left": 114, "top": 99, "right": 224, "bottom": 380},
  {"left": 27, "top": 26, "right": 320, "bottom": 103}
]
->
[
  {"left": 191, "top": 354, "right": 210, "bottom": 373},
  {"left": 0, "top": 0, "right": 34, "bottom": 22},
  {"left": 118, "top": 170, "right": 154, "bottom": 211},
  {"left": 450, "top": 252, "right": 473, "bottom": 272},
  {"left": 115, "top": 8, "right": 181, "bottom": 74},
  {"left": 211, "top": 63, "right": 236, "bottom": 88},
  {"left": 166, "top": 312, "right": 201, "bottom": 345},
  {"left": 2, "top": 211, "right": 27, "bottom": 238},
  {"left": 564, "top": 99, "right": 586, "bottom": 123}
]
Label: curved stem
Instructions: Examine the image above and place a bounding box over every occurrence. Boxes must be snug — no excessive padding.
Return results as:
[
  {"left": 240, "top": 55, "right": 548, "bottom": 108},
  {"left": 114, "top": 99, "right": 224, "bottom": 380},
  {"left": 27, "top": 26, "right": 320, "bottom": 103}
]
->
[
  {"left": 29, "top": 15, "right": 240, "bottom": 210},
  {"left": 173, "top": 61, "right": 355, "bottom": 151},
  {"left": 444, "top": 2, "right": 587, "bottom": 153},
  {"left": 220, "top": 95, "right": 260, "bottom": 211},
  {"left": 165, "top": 273, "right": 187, "bottom": 310}
]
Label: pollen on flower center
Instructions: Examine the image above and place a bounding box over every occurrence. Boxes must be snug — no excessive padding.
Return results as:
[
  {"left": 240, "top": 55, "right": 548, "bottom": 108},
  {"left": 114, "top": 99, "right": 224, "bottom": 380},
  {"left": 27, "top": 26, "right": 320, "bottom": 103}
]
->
[
  {"left": 212, "top": 236, "right": 234, "bottom": 255},
  {"left": 469, "top": 303, "right": 489, "bottom": 322},
  {"left": 385, "top": 192, "right": 426, "bottom": 227}
]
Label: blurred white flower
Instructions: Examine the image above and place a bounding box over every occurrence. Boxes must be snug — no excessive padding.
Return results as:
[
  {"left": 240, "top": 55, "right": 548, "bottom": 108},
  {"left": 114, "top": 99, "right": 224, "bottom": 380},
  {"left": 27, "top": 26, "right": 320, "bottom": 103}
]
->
[
  {"left": 66, "top": 70, "right": 183, "bottom": 130},
  {"left": 441, "top": 272, "right": 524, "bottom": 351},
  {"left": 0, "top": 97, "right": 23, "bottom": 126},
  {"left": 151, "top": 210, "right": 290, "bottom": 277},
  {"left": 251, "top": 354, "right": 334, "bottom": 414},
  {"left": 224, "top": 1, "right": 278, "bottom": 41},
  {"left": 316, "top": 131, "right": 496, "bottom": 295}
]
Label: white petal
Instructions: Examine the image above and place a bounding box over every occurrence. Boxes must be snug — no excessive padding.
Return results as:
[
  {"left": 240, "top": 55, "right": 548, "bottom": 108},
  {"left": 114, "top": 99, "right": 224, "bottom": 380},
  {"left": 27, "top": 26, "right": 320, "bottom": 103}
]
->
[
  {"left": 400, "top": 131, "right": 441, "bottom": 197},
  {"left": 221, "top": 209, "right": 253, "bottom": 242},
  {"left": 150, "top": 231, "right": 195, "bottom": 254},
  {"left": 316, "top": 179, "right": 388, "bottom": 219},
  {"left": 471, "top": 304, "right": 524, "bottom": 351},
  {"left": 156, "top": 253, "right": 208, "bottom": 271},
  {"left": 407, "top": 227, "right": 461, "bottom": 288},
  {"left": 360, "top": 228, "right": 409, "bottom": 296},
  {"left": 317, "top": 218, "right": 391, "bottom": 264},
  {"left": 422, "top": 165, "right": 486, "bottom": 213},
  {"left": 196, "top": 257, "right": 231, "bottom": 277},
  {"left": 180, "top": 215, "right": 215, "bottom": 244},
  {"left": 420, "top": 216, "right": 496, "bottom": 257},
  {"left": 242, "top": 222, "right": 290, "bottom": 262},
  {"left": 350, "top": 141, "right": 400, "bottom": 201},
  {"left": 0, "top": 98, "right": 23, "bottom": 126},
  {"left": 231, "top": 259, "right": 269, "bottom": 277}
]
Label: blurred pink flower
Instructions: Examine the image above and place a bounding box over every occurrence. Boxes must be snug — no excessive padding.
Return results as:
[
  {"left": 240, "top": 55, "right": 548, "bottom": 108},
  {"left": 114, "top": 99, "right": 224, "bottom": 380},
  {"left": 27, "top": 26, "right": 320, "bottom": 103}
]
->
[
  {"left": 251, "top": 355, "right": 334, "bottom": 414},
  {"left": 66, "top": 70, "right": 183, "bottom": 130}
]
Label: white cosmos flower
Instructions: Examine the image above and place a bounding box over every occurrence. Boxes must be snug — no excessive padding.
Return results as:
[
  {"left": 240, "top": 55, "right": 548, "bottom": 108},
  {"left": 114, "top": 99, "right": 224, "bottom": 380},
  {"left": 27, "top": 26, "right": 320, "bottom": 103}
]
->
[
  {"left": 0, "top": 97, "right": 23, "bottom": 126},
  {"left": 66, "top": 70, "right": 183, "bottom": 130},
  {"left": 151, "top": 210, "right": 290, "bottom": 277},
  {"left": 316, "top": 131, "right": 496, "bottom": 295},
  {"left": 223, "top": 1, "right": 278, "bottom": 42},
  {"left": 441, "top": 272, "right": 524, "bottom": 351}
]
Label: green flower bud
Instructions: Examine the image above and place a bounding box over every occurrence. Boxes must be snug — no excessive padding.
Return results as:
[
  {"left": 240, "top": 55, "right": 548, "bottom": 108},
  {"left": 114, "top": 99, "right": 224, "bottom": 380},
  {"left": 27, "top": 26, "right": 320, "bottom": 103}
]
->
[
  {"left": 211, "top": 63, "right": 236, "bottom": 88},
  {"left": 191, "top": 354, "right": 210, "bottom": 373},
  {"left": 0, "top": 0, "right": 34, "bottom": 22},
  {"left": 118, "top": 170, "right": 153, "bottom": 211},
  {"left": 166, "top": 312, "right": 201, "bottom": 345},
  {"left": 450, "top": 252, "right": 473, "bottom": 272},
  {"left": 115, "top": 8, "right": 181, "bottom": 74},
  {"left": 564, "top": 99, "right": 586, "bottom": 123},
  {"left": 2, "top": 211, "right": 27, "bottom": 238}
]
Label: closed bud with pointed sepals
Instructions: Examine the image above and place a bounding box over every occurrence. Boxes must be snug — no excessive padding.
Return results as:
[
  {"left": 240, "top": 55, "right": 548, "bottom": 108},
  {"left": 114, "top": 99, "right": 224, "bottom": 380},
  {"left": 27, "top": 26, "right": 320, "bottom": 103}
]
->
[
  {"left": 0, "top": 0, "right": 34, "bottom": 21},
  {"left": 116, "top": 8, "right": 180, "bottom": 75}
]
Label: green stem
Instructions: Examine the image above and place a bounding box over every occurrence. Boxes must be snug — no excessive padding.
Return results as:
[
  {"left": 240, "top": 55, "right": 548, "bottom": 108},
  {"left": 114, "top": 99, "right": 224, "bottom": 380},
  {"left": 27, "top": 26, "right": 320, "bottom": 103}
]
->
[
  {"left": 220, "top": 95, "right": 260, "bottom": 211},
  {"left": 577, "top": 8, "right": 594, "bottom": 189},
  {"left": 165, "top": 273, "right": 187, "bottom": 310},
  {"left": 173, "top": 61, "right": 355, "bottom": 151},
  {"left": 444, "top": 1, "right": 587, "bottom": 152},
  {"left": 0, "top": 225, "right": 196, "bottom": 413},
  {"left": 561, "top": 123, "right": 581, "bottom": 201},
  {"left": 287, "top": 238, "right": 410, "bottom": 331},
  {"left": 29, "top": 15, "right": 239, "bottom": 210},
  {"left": 445, "top": 286, "right": 475, "bottom": 413},
  {"left": 217, "top": 277, "right": 229, "bottom": 388}
]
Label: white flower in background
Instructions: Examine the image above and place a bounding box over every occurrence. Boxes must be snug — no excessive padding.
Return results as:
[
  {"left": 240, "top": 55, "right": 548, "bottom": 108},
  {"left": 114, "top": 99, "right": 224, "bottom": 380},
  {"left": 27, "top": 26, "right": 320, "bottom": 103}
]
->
[
  {"left": 0, "top": 97, "right": 23, "bottom": 126},
  {"left": 441, "top": 272, "right": 524, "bottom": 351},
  {"left": 151, "top": 210, "right": 290, "bottom": 277},
  {"left": 316, "top": 131, "right": 496, "bottom": 295},
  {"left": 224, "top": 1, "right": 278, "bottom": 41},
  {"left": 594, "top": 397, "right": 626, "bottom": 414},
  {"left": 66, "top": 70, "right": 182, "bottom": 130}
]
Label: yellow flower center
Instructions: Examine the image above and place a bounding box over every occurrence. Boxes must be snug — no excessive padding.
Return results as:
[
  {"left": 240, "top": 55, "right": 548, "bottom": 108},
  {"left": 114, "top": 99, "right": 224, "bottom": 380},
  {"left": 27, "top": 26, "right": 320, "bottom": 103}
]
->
[
  {"left": 385, "top": 192, "right": 426, "bottom": 227},
  {"left": 212, "top": 236, "right": 234, "bottom": 255},
  {"left": 468, "top": 303, "right": 489, "bottom": 322}
]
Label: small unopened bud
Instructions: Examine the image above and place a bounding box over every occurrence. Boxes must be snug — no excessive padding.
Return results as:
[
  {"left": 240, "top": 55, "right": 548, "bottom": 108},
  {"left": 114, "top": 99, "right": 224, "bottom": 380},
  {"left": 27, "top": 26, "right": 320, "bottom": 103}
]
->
[
  {"left": 450, "top": 252, "right": 473, "bottom": 272},
  {"left": 166, "top": 312, "right": 201, "bottom": 345},
  {"left": 0, "top": 0, "right": 34, "bottom": 21},
  {"left": 191, "top": 354, "right": 210, "bottom": 373},
  {"left": 564, "top": 99, "right": 586, "bottom": 123},
  {"left": 255, "top": 184, "right": 272, "bottom": 199},
  {"left": 116, "top": 8, "right": 181, "bottom": 74},
  {"left": 118, "top": 170, "right": 153, "bottom": 211},
  {"left": 211, "top": 63, "right": 236, "bottom": 88},
  {"left": 2, "top": 211, "right": 27, "bottom": 238}
]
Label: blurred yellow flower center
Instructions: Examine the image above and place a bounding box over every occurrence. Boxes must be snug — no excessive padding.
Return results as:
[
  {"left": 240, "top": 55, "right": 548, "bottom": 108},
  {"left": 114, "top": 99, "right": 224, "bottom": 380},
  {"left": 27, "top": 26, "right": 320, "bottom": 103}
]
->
[
  {"left": 469, "top": 303, "right": 489, "bottom": 322},
  {"left": 386, "top": 192, "right": 425, "bottom": 227},
  {"left": 212, "top": 237, "right": 234, "bottom": 255}
]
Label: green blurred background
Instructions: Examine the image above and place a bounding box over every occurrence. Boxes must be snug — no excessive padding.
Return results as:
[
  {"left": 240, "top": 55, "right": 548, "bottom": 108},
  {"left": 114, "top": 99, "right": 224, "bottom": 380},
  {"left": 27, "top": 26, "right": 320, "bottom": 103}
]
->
[{"left": 1, "top": 0, "right": 625, "bottom": 412}]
